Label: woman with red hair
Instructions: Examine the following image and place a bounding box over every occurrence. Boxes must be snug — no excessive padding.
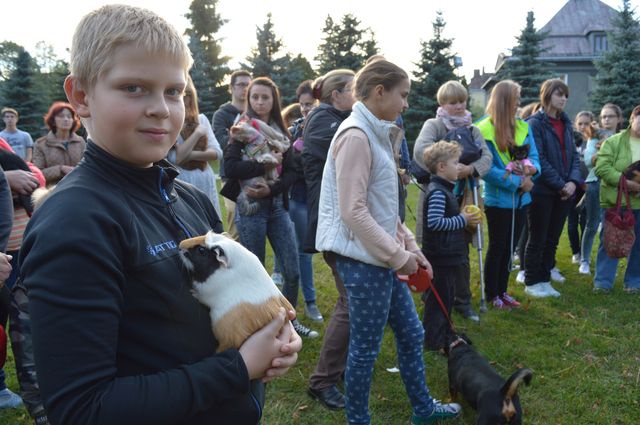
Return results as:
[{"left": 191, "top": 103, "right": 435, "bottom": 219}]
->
[{"left": 33, "top": 102, "right": 85, "bottom": 186}]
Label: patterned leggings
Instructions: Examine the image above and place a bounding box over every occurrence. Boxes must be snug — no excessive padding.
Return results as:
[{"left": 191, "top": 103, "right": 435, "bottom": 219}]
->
[{"left": 335, "top": 255, "right": 435, "bottom": 425}]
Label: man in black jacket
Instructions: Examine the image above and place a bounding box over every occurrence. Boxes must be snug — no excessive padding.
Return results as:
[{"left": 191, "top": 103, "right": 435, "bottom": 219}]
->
[{"left": 212, "top": 70, "right": 251, "bottom": 240}]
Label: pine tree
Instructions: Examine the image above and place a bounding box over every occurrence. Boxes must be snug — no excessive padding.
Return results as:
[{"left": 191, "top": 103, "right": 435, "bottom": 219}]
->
[
  {"left": 590, "top": 0, "right": 640, "bottom": 118},
  {"left": 497, "top": 11, "right": 550, "bottom": 106},
  {"left": 404, "top": 12, "right": 459, "bottom": 142},
  {"left": 315, "top": 14, "right": 379, "bottom": 74},
  {"left": 1, "top": 49, "right": 45, "bottom": 137},
  {"left": 275, "top": 54, "right": 316, "bottom": 105},
  {"left": 242, "top": 13, "right": 284, "bottom": 78},
  {"left": 184, "top": 0, "right": 230, "bottom": 118}
]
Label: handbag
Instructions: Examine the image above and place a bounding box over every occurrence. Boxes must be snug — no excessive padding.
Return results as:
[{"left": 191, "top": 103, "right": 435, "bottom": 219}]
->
[{"left": 603, "top": 176, "right": 636, "bottom": 258}]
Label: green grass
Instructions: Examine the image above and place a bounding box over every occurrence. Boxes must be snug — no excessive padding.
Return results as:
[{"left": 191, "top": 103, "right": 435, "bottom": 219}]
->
[{"left": 2, "top": 183, "right": 638, "bottom": 425}]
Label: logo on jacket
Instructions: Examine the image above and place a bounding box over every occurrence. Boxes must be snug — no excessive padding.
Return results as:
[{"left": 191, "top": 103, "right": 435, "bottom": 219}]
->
[{"left": 146, "top": 240, "right": 178, "bottom": 257}]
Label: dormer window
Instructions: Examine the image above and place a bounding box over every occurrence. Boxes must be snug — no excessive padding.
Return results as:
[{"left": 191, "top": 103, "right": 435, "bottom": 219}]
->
[{"left": 593, "top": 32, "right": 608, "bottom": 53}]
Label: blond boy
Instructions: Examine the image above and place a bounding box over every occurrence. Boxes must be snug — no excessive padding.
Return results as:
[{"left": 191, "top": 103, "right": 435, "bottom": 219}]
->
[{"left": 19, "top": 6, "right": 300, "bottom": 425}]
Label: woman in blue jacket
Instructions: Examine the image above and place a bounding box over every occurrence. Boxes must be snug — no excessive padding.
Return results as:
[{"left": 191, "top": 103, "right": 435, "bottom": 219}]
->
[
  {"left": 524, "top": 79, "right": 582, "bottom": 298},
  {"left": 477, "top": 80, "right": 540, "bottom": 309}
]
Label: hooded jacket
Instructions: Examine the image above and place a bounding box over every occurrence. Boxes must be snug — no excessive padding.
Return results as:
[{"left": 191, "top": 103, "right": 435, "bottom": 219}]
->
[{"left": 20, "top": 142, "right": 265, "bottom": 425}]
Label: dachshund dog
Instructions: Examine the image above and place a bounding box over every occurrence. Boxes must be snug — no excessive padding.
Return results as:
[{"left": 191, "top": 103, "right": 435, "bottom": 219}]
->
[
  {"left": 179, "top": 231, "right": 293, "bottom": 352},
  {"left": 229, "top": 118, "right": 290, "bottom": 215},
  {"left": 446, "top": 334, "right": 533, "bottom": 425}
]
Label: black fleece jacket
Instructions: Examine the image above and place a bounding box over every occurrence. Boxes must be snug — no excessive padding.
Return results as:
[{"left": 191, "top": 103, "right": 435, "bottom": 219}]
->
[
  {"left": 300, "top": 103, "right": 351, "bottom": 253},
  {"left": 19, "top": 142, "right": 264, "bottom": 425}
]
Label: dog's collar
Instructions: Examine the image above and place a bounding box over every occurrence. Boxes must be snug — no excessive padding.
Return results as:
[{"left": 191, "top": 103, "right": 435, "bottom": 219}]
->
[{"left": 449, "top": 337, "right": 467, "bottom": 350}]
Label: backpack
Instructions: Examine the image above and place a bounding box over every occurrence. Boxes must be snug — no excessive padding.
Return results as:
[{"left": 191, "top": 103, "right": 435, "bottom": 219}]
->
[{"left": 444, "top": 126, "right": 482, "bottom": 165}]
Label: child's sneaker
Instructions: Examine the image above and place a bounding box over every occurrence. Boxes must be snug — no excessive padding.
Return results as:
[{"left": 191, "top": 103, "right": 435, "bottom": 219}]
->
[
  {"left": 411, "top": 400, "right": 462, "bottom": 424},
  {"left": 491, "top": 296, "right": 511, "bottom": 310},
  {"left": 571, "top": 253, "right": 581, "bottom": 264},
  {"left": 550, "top": 267, "right": 566, "bottom": 283},
  {"left": 516, "top": 270, "right": 525, "bottom": 284},
  {"left": 501, "top": 292, "right": 521, "bottom": 308},
  {"left": 292, "top": 319, "right": 319, "bottom": 338},
  {"left": 0, "top": 388, "right": 23, "bottom": 409},
  {"left": 271, "top": 272, "right": 283, "bottom": 288},
  {"left": 578, "top": 262, "right": 590, "bottom": 275}
]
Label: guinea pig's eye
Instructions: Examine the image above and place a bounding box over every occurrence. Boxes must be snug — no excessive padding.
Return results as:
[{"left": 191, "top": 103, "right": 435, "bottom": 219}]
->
[{"left": 197, "top": 246, "right": 207, "bottom": 255}]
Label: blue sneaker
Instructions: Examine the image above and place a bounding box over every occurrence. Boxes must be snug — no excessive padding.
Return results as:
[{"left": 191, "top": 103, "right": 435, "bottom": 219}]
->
[
  {"left": 271, "top": 272, "right": 283, "bottom": 288},
  {"left": 0, "top": 388, "right": 23, "bottom": 409},
  {"left": 411, "top": 400, "right": 461, "bottom": 424}
]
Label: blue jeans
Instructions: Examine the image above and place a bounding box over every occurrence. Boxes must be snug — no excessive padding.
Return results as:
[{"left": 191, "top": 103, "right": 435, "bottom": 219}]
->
[
  {"left": 288, "top": 198, "right": 315, "bottom": 304},
  {"left": 236, "top": 197, "right": 300, "bottom": 308},
  {"left": 581, "top": 182, "right": 601, "bottom": 265},
  {"left": 335, "top": 256, "right": 435, "bottom": 425},
  {"left": 594, "top": 209, "right": 640, "bottom": 290}
]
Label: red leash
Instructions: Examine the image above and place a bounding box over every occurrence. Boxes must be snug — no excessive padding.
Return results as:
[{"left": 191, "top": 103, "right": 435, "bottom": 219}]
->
[{"left": 398, "top": 267, "right": 456, "bottom": 332}]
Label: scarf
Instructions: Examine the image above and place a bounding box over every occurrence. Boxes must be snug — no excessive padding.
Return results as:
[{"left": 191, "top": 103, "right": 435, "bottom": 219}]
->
[{"left": 436, "top": 107, "right": 473, "bottom": 131}]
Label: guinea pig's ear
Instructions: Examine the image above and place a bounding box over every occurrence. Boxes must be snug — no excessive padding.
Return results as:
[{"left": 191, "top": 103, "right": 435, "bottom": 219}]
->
[{"left": 212, "top": 245, "right": 229, "bottom": 268}]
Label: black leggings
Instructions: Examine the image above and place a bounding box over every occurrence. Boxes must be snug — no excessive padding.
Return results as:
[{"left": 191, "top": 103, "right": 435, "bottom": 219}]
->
[{"left": 484, "top": 206, "right": 527, "bottom": 300}]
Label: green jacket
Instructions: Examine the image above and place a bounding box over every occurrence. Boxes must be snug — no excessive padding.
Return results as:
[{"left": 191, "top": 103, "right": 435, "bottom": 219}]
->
[{"left": 594, "top": 128, "right": 640, "bottom": 209}]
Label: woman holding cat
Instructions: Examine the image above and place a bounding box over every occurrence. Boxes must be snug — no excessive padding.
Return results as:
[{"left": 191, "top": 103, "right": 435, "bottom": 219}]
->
[
  {"left": 316, "top": 59, "right": 461, "bottom": 425},
  {"left": 170, "top": 76, "right": 222, "bottom": 216},
  {"left": 221, "top": 77, "right": 318, "bottom": 339},
  {"left": 593, "top": 105, "right": 640, "bottom": 293},
  {"left": 476, "top": 80, "right": 540, "bottom": 309}
]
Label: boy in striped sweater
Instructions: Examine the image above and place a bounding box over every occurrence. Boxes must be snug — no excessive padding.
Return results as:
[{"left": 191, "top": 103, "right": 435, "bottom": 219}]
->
[{"left": 421, "top": 141, "right": 481, "bottom": 352}]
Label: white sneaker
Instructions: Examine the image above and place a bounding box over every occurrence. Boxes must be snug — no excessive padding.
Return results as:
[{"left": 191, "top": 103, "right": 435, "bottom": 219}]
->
[
  {"left": 0, "top": 388, "right": 23, "bottom": 409},
  {"left": 516, "top": 270, "right": 525, "bottom": 284},
  {"left": 579, "top": 262, "right": 591, "bottom": 275},
  {"left": 543, "top": 282, "right": 561, "bottom": 297},
  {"left": 525, "top": 282, "right": 560, "bottom": 298},
  {"left": 571, "top": 254, "right": 581, "bottom": 264},
  {"left": 550, "top": 267, "right": 566, "bottom": 283}
]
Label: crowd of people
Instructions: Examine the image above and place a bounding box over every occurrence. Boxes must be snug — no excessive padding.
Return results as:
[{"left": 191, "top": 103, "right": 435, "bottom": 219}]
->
[{"left": 0, "top": 5, "right": 639, "bottom": 425}]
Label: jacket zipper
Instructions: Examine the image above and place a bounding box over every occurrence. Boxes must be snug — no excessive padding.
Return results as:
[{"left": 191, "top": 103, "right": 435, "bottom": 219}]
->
[{"left": 157, "top": 168, "right": 192, "bottom": 239}]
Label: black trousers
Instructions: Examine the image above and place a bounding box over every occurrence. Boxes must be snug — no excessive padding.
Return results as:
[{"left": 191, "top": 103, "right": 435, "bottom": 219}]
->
[
  {"left": 484, "top": 206, "right": 527, "bottom": 300},
  {"left": 524, "top": 193, "right": 572, "bottom": 285},
  {"left": 422, "top": 264, "right": 462, "bottom": 351},
  {"left": 567, "top": 186, "right": 587, "bottom": 255}
]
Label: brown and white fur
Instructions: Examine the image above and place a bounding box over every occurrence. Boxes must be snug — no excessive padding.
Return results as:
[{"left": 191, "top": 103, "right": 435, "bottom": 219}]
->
[
  {"left": 229, "top": 118, "right": 290, "bottom": 215},
  {"left": 179, "top": 231, "right": 293, "bottom": 352}
]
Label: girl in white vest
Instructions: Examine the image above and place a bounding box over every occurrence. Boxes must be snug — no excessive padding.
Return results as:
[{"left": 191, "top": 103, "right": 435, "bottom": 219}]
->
[{"left": 316, "top": 59, "right": 461, "bottom": 425}]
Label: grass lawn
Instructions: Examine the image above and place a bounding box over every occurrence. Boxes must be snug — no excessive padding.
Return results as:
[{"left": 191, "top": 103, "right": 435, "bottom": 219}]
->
[{"left": 1, "top": 183, "right": 638, "bottom": 425}]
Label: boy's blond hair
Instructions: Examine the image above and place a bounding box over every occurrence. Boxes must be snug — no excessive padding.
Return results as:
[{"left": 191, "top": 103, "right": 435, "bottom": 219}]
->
[
  {"left": 70, "top": 5, "right": 192, "bottom": 91},
  {"left": 422, "top": 140, "right": 461, "bottom": 174},
  {"left": 1, "top": 107, "right": 18, "bottom": 118}
]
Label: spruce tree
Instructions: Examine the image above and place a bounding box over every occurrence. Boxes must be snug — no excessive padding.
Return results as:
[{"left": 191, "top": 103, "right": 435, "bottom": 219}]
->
[
  {"left": 2, "top": 49, "right": 45, "bottom": 137},
  {"left": 590, "top": 0, "right": 640, "bottom": 118},
  {"left": 184, "top": 0, "right": 230, "bottom": 117},
  {"left": 404, "top": 12, "right": 459, "bottom": 143},
  {"left": 315, "top": 14, "right": 379, "bottom": 74},
  {"left": 497, "top": 11, "right": 550, "bottom": 106},
  {"left": 243, "top": 13, "right": 284, "bottom": 78},
  {"left": 275, "top": 54, "right": 316, "bottom": 105}
]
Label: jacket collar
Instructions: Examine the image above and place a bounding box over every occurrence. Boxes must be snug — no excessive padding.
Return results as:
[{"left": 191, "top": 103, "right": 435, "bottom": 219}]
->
[
  {"left": 42, "top": 131, "right": 84, "bottom": 146},
  {"left": 351, "top": 101, "right": 403, "bottom": 152},
  {"left": 81, "top": 140, "right": 179, "bottom": 205},
  {"left": 430, "top": 175, "right": 456, "bottom": 191}
]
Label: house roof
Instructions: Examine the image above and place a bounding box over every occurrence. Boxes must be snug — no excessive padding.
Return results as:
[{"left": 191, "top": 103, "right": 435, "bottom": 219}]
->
[{"left": 539, "top": 0, "right": 618, "bottom": 57}]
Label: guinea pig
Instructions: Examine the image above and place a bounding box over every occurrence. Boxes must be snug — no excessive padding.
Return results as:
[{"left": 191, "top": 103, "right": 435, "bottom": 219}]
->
[{"left": 179, "top": 231, "right": 294, "bottom": 352}]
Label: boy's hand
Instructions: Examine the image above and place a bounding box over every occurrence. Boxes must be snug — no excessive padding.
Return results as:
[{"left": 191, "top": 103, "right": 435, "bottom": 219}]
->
[
  {"left": 240, "top": 308, "right": 294, "bottom": 381},
  {"left": 0, "top": 253, "right": 12, "bottom": 283},
  {"left": 456, "top": 164, "right": 474, "bottom": 179},
  {"left": 462, "top": 210, "right": 481, "bottom": 226},
  {"left": 397, "top": 252, "right": 419, "bottom": 276},
  {"left": 263, "top": 309, "right": 302, "bottom": 383}
]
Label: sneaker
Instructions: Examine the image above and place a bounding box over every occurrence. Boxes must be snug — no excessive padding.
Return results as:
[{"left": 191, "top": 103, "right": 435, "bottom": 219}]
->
[
  {"left": 516, "top": 270, "right": 525, "bottom": 284},
  {"left": 513, "top": 253, "right": 520, "bottom": 264},
  {"left": 271, "top": 272, "right": 283, "bottom": 287},
  {"left": 456, "top": 307, "right": 480, "bottom": 322},
  {"left": 0, "top": 388, "right": 23, "bottom": 409},
  {"left": 34, "top": 410, "right": 50, "bottom": 425},
  {"left": 623, "top": 287, "right": 640, "bottom": 294},
  {"left": 411, "top": 400, "right": 462, "bottom": 424},
  {"left": 292, "top": 319, "right": 319, "bottom": 338},
  {"left": 525, "top": 282, "right": 560, "bottom": 298},
  {"left": 304, "top": 302, "right": 324, "bottom": 322},
  {"left": 550, "top": 267, "right": 566, "bottom": 283},
  {"left": 578, "top": 262, "right": 590, "bottom": 275},
  {"left": 501, "top": 292, "right": 521, "bottom": 308},
  {"left": 571, "top": 253, "right": 581, "bottom": 264},
  {"left": 593, "top": 286, "right": 611, "bottom": 294},
  {"left": 491, "top": 296, "right": 511, "bottom": 310}
]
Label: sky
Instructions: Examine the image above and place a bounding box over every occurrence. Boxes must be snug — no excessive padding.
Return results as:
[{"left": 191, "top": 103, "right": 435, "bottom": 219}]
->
[{"left": 1, "top": 0, "right": 637, "bottom": 81}]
